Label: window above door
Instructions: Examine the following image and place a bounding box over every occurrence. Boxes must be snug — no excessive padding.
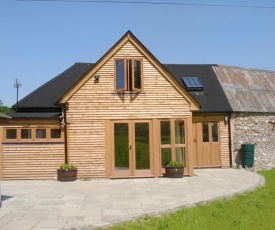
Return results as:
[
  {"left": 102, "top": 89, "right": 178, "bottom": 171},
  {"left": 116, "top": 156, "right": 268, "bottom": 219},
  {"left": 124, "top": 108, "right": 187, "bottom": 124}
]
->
[{"left": 115, "top": 58, "right": 143, "bottom": 92}]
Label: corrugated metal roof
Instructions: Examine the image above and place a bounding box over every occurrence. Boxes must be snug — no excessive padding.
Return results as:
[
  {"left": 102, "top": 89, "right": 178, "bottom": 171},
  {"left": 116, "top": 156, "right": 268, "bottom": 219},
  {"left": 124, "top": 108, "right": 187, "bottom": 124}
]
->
[
  {"left": 213, "top": 65, "right": 275, "bottom": 112},
  {"left": 164, "top": 64, "right": 232, "bottom": 113}
]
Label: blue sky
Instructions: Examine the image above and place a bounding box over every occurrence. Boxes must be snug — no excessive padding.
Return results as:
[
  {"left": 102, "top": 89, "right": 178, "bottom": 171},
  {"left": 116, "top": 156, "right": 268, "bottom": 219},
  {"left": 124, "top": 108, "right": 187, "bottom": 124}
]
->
[{"left": 1, "top": 0, "right": 275, "bottom": 107}]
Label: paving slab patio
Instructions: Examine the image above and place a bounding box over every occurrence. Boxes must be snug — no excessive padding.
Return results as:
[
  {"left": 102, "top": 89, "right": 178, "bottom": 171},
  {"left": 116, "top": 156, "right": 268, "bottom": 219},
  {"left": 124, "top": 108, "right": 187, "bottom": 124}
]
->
[{"left": 0, "top": 169, "right": 264, "bottom": 230}]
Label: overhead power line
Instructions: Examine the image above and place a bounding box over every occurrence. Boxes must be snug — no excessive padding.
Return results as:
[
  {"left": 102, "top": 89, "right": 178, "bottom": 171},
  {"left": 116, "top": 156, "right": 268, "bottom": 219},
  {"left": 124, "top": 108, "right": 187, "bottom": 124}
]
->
[{"left": 15, "top": 0, "right": 275, "bottom": 9}]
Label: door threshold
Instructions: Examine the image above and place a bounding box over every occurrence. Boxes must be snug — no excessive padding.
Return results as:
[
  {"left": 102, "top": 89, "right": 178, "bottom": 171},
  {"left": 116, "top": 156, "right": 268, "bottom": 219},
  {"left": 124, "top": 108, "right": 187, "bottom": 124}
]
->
[{"left": 110, "top": 175, "right": 155, "bottom": 179}]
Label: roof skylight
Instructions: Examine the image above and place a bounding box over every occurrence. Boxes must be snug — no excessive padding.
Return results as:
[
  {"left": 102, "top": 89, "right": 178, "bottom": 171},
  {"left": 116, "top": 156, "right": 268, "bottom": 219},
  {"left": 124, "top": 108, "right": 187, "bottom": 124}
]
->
[{"left": 181, "top": 77, "right": 204, "bottom": 91}]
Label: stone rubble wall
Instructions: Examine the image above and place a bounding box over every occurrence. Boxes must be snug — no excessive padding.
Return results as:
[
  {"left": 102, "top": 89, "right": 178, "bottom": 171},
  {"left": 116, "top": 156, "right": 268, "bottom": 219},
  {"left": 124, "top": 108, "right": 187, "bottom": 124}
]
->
[{"left": 233, "top": 112, "right": 275, "bottom": 171}]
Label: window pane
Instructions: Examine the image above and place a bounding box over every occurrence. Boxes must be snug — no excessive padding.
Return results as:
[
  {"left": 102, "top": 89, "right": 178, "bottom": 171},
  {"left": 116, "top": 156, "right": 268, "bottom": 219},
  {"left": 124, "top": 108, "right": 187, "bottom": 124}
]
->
[
  {"left": 6, "top": 129, "right": 17, "bottom": 139},
  {"left": 176, "top": 147, "right": 185, "bottom": 166},
  {"left": 161, "top": 121, "right": 171, "bottom": 144},
  {"left": 161, "top": 148, "right": 171, "bottom": 168},
  {"left": 175, "top": 120, "right": 185, "bottom": 144},
  {"left": 203, "top": 123, "right": 209, "bottom": 142},
  {"left": 135, "top": 123, "right": 150, "bottom": 170},
  {"left": 116, "top": 60, "right": 125, "bottom": 90},
  {"left": 114, "top": 123, "right": 129, "bottom": 170},
  {"left": 133, "top": 60, "right": 141, "bottom": 89},
  {"left": 212, "top": 122, "right": 219, "bottom": 142},
  {"left": 51, "top": 129, "right": 61, "bottom": 138},
  {"left": 36, "top": 129, "right": 46, "bottom": 139},
  {"left": 21, "top": 129, "right": 32, "bottom": 139}
]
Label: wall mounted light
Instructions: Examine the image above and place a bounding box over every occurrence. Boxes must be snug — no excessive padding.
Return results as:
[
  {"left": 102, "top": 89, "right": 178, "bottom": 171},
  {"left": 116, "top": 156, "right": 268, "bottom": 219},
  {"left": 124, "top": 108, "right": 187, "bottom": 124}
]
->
[
  {"left": 95, "top": 75, "right": 100, "bottom": 82},
  {"left": 224, "top": 116, "right": 229, "bottom": 123}
]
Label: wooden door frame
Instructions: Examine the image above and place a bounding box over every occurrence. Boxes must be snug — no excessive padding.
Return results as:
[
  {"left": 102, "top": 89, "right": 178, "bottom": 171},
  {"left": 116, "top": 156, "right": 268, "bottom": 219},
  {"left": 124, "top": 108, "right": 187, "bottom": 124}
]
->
[
  {"left": 108, "top": 119, "right": 153, "bottom": 178},
  {"left": 193, "top": 116, "right": 222, "bottom": 168}
]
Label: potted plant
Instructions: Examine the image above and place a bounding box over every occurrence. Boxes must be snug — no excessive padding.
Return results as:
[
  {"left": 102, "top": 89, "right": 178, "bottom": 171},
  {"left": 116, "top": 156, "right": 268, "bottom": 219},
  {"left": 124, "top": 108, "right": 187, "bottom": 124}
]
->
[
  {"left": 165, "top": 160, "right": 184, "bottom": 178},
  {"left": 57, "top": 163, "right": 77, "bottom": 181}
]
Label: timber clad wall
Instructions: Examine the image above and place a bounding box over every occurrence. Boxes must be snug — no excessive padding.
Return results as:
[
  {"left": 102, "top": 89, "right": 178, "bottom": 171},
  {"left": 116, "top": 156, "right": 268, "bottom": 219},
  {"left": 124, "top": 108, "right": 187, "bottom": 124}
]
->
[
  {"left": 220, "top": 120, "right": 230, "bottom": 167},
  {"left": 0, "top": 120, "right": 64, "bottom": 180},
  {"left": 2, "top": 143, "right": 64, "bottom": 180},
  {"left": 193, "top": 115, "right": 230, "bottom": 168},
  {"left": 67, "top": 41, "right": 192, "bottom": 178}
]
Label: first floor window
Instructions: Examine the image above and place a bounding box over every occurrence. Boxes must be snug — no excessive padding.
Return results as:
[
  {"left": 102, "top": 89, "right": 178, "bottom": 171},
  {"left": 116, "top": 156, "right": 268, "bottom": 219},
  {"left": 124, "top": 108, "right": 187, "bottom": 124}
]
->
[{"left": 115, "top": 58, "right": 143, "bottom": 92}]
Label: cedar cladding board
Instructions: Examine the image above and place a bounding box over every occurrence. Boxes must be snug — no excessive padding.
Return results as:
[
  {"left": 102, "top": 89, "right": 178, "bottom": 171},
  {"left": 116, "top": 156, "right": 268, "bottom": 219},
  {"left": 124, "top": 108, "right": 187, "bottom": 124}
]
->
[
  {"left": 2, "top": 144, "right": 64, "bottom": 180},
  {"left": 67, "top": 41, "right": 194, "bottom": 178}
]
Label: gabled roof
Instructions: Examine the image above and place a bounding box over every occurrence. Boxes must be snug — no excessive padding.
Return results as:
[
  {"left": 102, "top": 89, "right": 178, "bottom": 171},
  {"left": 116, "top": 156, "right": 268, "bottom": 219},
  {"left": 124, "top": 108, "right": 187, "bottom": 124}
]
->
[
  {"left": 164, "top": 64, "right": 232, "bottom": 113},
  {"left": 9, "top": 31, "right": 240, "bottom": 119},
  {"left": 58, "top": 31, "right": 200, "bottom": 111},
  {"left": 214, "top": 65, "right": 275, "bottom": 113}
]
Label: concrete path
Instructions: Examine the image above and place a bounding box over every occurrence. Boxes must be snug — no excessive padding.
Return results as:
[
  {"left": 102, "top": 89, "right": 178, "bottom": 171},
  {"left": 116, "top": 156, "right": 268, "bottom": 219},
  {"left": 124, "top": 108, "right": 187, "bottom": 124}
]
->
[{"left": 0, "top": 169, "right": 264, "bottom": 230}]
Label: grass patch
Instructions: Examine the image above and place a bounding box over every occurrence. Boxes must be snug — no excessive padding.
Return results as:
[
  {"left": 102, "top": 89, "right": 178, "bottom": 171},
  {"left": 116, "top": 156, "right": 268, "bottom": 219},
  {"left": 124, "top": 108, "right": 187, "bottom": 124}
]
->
[{"left": 95, "top": 170, "right": 275, "bottom": 230}]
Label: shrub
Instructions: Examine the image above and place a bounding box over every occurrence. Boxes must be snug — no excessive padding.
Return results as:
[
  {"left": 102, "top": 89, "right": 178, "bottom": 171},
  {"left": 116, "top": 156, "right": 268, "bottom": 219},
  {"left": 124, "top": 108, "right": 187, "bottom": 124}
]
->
[
  {"left": 59, "top": 163, "right": 76, "bottom": 170},
  {"left": 166, "top": 160, "right": 183, "bottom": 167}
]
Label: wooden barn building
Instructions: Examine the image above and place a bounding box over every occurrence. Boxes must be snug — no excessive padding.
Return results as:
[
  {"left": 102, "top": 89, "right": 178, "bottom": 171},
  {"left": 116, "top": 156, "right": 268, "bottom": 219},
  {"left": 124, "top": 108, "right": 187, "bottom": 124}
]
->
[{"left": 4, "top": 31, "right": 273, "bottom": 180}]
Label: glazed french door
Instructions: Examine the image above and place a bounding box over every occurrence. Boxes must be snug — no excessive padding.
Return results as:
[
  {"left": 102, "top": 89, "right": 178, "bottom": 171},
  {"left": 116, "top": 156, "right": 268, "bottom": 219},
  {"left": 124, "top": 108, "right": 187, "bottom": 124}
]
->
[{"left": 111, "top": 120, "right": 153, "bottom": 177}]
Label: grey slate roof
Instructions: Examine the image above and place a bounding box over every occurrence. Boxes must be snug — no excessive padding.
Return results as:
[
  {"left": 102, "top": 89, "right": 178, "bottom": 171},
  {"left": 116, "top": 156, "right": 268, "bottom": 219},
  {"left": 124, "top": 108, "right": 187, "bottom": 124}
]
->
[
  {"left": 164, "top": 64, "right": 232, "bottom": 113},
  {"left": 213, "top": 65, "right": 275, "bottom": 113}
]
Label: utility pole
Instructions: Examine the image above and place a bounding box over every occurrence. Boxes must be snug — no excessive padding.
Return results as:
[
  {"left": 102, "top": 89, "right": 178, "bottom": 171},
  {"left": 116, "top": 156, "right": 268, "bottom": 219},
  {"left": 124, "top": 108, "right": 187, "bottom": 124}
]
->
[{"left": 14, "top": 79, "right": 21, "bottom": 111}]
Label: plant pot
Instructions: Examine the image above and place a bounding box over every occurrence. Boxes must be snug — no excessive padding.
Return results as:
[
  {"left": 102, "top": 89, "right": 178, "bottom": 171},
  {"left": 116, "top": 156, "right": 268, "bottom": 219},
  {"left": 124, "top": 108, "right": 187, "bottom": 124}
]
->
[
  {"left": 57, "top": 169, "right": 77, "bottom": 181},
  {"left": 165, "top": 166, "right": 184, "bottom": 178}
]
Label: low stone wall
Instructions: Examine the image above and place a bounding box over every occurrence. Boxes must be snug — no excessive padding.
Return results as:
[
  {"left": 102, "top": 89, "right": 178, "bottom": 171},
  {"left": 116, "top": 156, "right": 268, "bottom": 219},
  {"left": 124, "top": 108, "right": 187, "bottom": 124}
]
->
[{"left": 232, "top": 112, "right": 275, "bottom": 171}]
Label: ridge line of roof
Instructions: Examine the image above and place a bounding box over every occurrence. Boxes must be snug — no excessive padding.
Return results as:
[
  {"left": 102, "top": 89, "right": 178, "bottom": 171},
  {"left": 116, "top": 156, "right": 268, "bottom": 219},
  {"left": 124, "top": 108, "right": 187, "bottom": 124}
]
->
[
  {"left": 163, "top": 64, "right": 218, "bottom": 66},
  {"left": 216, "top": 64, "right": 275, "bottom": 73},
  {"left": 74, "top": 62, "right": 94, "bottom": 65}
]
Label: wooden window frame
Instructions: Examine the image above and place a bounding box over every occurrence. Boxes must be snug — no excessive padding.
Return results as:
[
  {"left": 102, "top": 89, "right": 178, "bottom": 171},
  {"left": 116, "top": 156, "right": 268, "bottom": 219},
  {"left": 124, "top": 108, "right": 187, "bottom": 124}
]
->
[
  {"left": 202, "top": 122, "right": 219, "bottom": 143},
  {"left": 3, "top": 126, "right": 64, "bottom": 143},
  {"left": 36, "top": 128, "right": 47, "bottom": 139},
  {"left": 160, "top": 119, "right": 187, "bottom": 168},
  {"left": 114, "top": 58, "right": 143, "bottom": 92},
  {"left": 115, "top": 59, "right": 127, "bottom": 92}
]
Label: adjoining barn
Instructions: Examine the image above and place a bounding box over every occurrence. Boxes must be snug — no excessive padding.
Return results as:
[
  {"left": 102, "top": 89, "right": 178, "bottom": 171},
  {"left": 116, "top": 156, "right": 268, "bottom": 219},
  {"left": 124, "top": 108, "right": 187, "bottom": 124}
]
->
[{"left": 214, "top": 65, "right": 275, "bottom": 171}]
